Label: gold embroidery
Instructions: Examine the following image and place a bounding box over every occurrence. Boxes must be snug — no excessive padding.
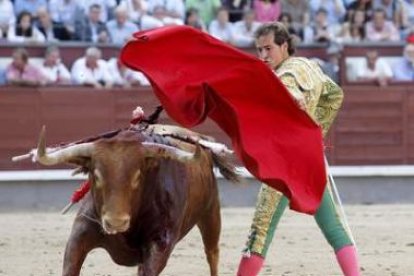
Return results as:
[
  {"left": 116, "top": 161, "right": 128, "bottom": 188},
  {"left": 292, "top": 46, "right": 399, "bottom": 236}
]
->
[
  {"left": 276, "top": 57, "right": 343, "bottom": 137},
  {"left": 245, "top": 184, "right": 283, "bottom": 254}
]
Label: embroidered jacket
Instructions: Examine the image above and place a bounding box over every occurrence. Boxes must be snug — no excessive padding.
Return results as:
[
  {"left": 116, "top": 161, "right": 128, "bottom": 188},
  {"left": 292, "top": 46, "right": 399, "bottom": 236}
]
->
[{"left": 275, "top": 57, "right": 344, "bottom": 137}]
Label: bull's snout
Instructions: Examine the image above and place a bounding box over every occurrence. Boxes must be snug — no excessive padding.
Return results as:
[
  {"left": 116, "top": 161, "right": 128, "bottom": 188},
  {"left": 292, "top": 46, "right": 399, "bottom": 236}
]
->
[{"left": 102, "top": 214, "right": 131, "bottom": 234}]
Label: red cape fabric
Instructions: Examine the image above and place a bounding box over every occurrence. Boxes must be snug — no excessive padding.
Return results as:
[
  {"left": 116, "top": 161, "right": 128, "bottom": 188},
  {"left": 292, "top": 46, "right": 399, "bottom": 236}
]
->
[{"left": 120, "top": 26, "right": 326, "bottom": 214}]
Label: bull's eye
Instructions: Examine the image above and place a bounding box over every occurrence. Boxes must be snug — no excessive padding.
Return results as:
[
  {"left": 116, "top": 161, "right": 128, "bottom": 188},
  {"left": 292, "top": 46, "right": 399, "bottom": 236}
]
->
[
  {"left": 94, "top": 169, "right": 104, "bottom": 189},
  {"left": 131, "top": 170, "right": 141, "bottom": 189}
]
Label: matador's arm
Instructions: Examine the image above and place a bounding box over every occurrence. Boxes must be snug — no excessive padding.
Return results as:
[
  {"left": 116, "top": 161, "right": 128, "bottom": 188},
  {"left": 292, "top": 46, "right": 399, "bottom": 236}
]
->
[{"left": 315, "top": 78, "right": 344, "bottom": 137}]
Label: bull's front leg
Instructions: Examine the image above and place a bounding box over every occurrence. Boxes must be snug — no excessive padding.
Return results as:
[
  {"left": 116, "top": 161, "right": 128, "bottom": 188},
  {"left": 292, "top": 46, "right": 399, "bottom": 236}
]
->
[
  {"left": 62, "top": 216, "right": 102, "bottom": 276},
  {"left": 137, "top": 239, "right": 175, "bottom": 276}
]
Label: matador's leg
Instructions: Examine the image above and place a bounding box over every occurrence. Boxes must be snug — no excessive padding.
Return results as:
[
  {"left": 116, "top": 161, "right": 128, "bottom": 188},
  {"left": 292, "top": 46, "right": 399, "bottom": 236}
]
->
[
  {"left": 237, "top": 184, "right": 288, "bottom": 276},
  {"left": 315, "top": 184, "right": 360, "bottom": 276},
  {"left": 238, "top": 183, "right": 360, "bottom": 276}
]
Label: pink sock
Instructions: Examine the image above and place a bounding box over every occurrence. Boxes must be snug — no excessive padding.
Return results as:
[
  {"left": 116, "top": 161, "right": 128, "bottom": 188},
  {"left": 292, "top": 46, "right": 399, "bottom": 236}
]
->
[
  {"left": 335, "top": 245, "right": 360, "bottom": 276},
  {"left": 237, "top": 253, "right": 264, "bottom": 276}
]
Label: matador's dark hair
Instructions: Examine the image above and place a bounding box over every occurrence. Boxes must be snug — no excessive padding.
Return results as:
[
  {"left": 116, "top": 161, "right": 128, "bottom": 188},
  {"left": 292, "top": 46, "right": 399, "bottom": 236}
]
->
[{"left": 254, "top": 21, "right": 296, "bottom": 56}]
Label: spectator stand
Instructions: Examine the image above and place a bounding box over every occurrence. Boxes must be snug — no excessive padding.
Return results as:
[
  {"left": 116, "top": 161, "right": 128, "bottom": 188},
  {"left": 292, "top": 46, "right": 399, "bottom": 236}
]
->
[
  {"left": 1, "top": 40, "right": 414, "bottom": 167},
  {"left": 339, "top": 41, "right": 404, "bottom": 85},
  {"left": 330, "top": 42, "right": 414, "bottom": 166},
  {"left": 0, "top": 42, "right": 121, "bottom": 72}
]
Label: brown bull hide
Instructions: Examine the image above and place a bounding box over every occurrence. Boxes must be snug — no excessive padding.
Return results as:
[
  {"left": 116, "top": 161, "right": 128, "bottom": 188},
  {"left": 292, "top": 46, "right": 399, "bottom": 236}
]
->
[{"left": 62, "top": 131, "right": 236, "bottom": 276}]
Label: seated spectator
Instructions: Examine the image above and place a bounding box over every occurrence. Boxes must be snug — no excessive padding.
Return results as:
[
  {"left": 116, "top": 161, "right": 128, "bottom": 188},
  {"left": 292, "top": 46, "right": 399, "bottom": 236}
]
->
[
  {"left": 107, "top": 57, "right": 150, "bottom": 88},
  {"left": 320, "top": 44, "right": 341, "bottom": 83},
  {"left": 343, "top": 0, "right": 355, "bottom": 5},
  {"left": 345, "top": 0, "right": 373, "bottom": 22},
  {"left": 401, "top": 0, "right": 414, "bottom": 33},
  {"left": 39, "top": 46, "right": 71, "bottom": 85},
  {"left": 373, "top": 0, "right": 403, "bottom": 29},
  {"left": 208, "top": 7, "right": 233, "bottom": 43},
  {"left": 356, "top": 50, "right": 393, "bottom": 86},
  {"left": 278, "top": 12, "right": 301, "bottom": 41},
  {"left": 37, "top": 7, "right": 72, "bottom": 41},
  {"left": 141, "top": 5, "right": 183, "bottom": 30},
  {"left": 349, "top": 23, "right": 366, "bottom": 42},
  {"left": 14, "top": 0, "right": 47, "bottom": 17},
  {"left": 106, "top": 6, "right": 138, "bottom": 45},
  {"left": 148, "top": 0, "right": 185, "bottom": 21},
  {"left": 140, "top": 7, "right": 164, "bottom": 30},
  {"left": 336, "top": 8, "right": 366, "bottom": 43},
  {"left": 7, "top": 11, "right": 46, "bottom": 43},
  {"left": 0, "top": 68, "right": 6, "bottom": 85},
  {"left": 303, "top": 8, "right": 339, "bottom": 43},
  {"left": 309, "top": 0, "right": 345, "bottom": 26},
  {"left": 231, "top": 10, "right": 261, "bottom": 48},
  {"left": 281, "top": 0, "right": 309, "bottom": 35},
  {"left": 165, "top": 0, "right": 186, "bottom": 20},
  {"left": 118, "top": 0, "right": 148, "bottom": 24},
  {"left": 77, "top": 0, "right": 117, "bottom": 23},
  {"left": 74, "top": 4, "right": 110, "bottom": 43},
  {"left": 48, "top": 0, "right": 83, "bottom": 37},
  {"left": 71, "top": 47, "right": 113, "bottom": 89},
  {"left": 336, "top": 23, "right": 365, "bottom": 43},
  {"left": 5, "top": 48, "right": 46, "bottom": 86},
  {"left": 185, "top": 8, "right": 206, "bottom": 31},
  {"left": 0, "top": 0, "right": 15, "bottom": 38},
  {"left": 222, "top": 0, "right": 252, "bottom": 22},
  {"left": 186, "top": 0, "right": 222, "bottom": 27},
  {"left": 154, "top": 4, "right": 184, "bottom": 26},
  {"left": 365, "top": 7, "right": 400, "bottom": 41},
  {"left": 253, "top": 0, "right": 281, "bottom": 23},
  {"left": 392, "top": 43, "right": 414, "bottom": 81}
]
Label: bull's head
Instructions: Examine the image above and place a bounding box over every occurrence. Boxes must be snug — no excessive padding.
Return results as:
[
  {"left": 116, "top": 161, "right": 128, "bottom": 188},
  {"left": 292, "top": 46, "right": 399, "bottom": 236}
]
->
[{"left": 33, "top": 127, "right": 196, "bottom": 235}]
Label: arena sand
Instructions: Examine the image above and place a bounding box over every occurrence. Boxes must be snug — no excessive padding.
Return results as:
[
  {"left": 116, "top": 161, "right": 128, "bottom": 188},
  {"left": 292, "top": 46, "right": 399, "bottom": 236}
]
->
[{"left": 0, "top": 205, "right": 413, "bottom": 276}]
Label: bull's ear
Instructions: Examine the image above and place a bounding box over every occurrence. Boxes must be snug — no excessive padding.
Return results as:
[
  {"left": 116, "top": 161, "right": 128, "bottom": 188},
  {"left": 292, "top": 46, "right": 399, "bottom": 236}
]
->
[
  {"left": 70, "top": 157, "right": 92, "bottom": 176},
  {"left": 71, "top": 166, "right": 89, "bottom": 176},
  {"left": 68, "top": 156, "right": 91, "bottom": 169}
]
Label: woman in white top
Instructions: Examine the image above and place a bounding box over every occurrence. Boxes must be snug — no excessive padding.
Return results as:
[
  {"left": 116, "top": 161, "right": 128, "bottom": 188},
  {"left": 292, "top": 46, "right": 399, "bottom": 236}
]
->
[{"left": 7, "top": 11, "right": 45, "bottom": 43}]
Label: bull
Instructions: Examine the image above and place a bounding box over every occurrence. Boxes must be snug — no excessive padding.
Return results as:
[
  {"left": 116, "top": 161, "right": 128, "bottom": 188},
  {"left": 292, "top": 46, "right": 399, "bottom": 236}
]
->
[{"left": 28, "top": 126, "right": 239, "bottom": 276}]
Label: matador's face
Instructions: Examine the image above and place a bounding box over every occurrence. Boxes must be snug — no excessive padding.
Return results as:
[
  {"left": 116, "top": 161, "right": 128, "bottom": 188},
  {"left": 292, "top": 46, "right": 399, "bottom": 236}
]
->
[{"left": 255, "top": 33, "right": 289, "bottom": 71}]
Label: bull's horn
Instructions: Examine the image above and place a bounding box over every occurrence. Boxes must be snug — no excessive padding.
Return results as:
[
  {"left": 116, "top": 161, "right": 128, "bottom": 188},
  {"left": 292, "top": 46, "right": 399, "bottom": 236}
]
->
[
  {"left": 142, "top": 142, "right": 194, "bottom": 161},
  {"left": 12, "top": 151, "right": 35, "bottom": 162},
  {"left": 35, "top": 126, "right": 95, "bottom": 166}
]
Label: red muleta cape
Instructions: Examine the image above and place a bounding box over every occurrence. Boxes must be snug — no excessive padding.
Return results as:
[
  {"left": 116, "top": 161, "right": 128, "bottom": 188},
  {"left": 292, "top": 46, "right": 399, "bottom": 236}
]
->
[{"left": 120, "top": 26, "right": 326, "bottom": 214}]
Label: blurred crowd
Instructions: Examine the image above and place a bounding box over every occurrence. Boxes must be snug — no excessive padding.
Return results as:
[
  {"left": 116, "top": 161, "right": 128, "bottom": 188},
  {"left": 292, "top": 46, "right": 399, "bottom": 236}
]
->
[
  {"left": 0, "top": 46, "right": 150, "bottom": 87},
  {"left": 0, "top": 0, "right": 414, "bottom": 87}
]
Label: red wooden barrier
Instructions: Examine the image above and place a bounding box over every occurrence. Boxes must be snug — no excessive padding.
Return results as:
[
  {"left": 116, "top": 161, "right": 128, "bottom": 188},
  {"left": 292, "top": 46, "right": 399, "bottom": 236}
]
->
[{"left": 1, "top": 85, "right": 413, "bottom": 170}]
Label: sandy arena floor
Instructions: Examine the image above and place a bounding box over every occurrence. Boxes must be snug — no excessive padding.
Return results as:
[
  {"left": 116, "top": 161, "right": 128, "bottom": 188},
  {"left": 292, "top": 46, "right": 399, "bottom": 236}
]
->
[{"left": 0, "top": 205, "right": 413, "bottom": 276}]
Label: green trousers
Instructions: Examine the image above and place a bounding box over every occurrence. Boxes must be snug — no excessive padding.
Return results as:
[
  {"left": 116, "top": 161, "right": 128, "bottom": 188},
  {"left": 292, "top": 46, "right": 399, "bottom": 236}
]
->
[{"left": 244, "top": 183, "right": 353, "bottom": 257}]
